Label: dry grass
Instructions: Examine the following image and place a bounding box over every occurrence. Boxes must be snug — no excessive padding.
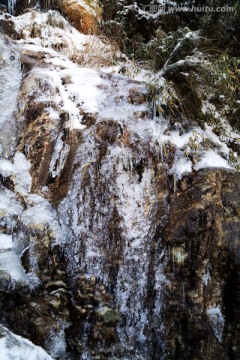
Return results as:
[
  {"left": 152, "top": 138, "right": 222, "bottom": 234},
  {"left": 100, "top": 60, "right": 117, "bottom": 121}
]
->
[{"left": 70, "top": 35, "right": 120, "bottom": 68}]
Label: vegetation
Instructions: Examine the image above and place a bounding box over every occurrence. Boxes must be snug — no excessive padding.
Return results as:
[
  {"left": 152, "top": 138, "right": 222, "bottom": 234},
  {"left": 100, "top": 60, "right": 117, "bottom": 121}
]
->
[{"left": 99, "top": 1, "right": 240, "bottom": 161}]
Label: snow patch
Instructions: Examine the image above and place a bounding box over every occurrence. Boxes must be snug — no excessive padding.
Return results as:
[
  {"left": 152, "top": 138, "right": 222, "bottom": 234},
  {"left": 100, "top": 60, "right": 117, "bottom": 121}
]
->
[
  {"left": 0, "top": 232, "right": 26, "bottom": 282},
  {"left": 0, "top": 324, "right": 53, "bottom": 360},
  {"left": 22, "top": 197, "right": 63, "bottom": 243},
  {"left": 0, "top": 234, "right": 13, "bottom": 250},
  {"left": 50, "top": 136, "right": 70, "bottom": 178},
  {"left": 0, "top": 188, "right": 22, "bottom": 220},
  {"left": 171, "top": 155, "right": 192, "bottom": 179},
  {"left": 194, "top": 150, "right": 233, "bottom": 171},
  {"left": 0, "top": 152, "right": 32, "bottom": 196},
  {"left": 48, "top": 329, "right": 67, "bottom": 359},
  {"left": 206, "top": 305, "right": 225, "bottom": 342}
]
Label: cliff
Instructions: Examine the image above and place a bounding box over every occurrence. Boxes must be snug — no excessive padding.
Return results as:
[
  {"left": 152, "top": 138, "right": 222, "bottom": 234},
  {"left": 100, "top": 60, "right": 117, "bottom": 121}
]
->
[{"left": 0, "top": 1, "right": 239, "bottom": 359}]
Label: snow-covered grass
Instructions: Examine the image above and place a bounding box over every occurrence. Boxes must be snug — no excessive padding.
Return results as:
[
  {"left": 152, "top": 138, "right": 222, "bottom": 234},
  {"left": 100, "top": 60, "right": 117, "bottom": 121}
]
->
[{"left": 13, "top": 10, "right": 118, "bottom": 68}]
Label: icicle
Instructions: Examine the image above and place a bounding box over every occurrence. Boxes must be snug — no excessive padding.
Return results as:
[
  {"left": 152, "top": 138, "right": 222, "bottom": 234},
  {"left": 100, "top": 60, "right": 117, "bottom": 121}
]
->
[
  {"left": 173, "top": 174, "right": 177, "bottom": 193},
  {"left": 153, "top": 99, "right": 157, "bottom": 121},
  {"left": 160, "top": 143, "right": 163, "bottom": 163},
  {"left": 8, "top": 0, "right": 16, "bottom": 15},
  {"left": 182, "top": 282, "right": 185, "bottom": 303},
  {"left": 130, "top": 158, "right": 133, "bottom": 174},
  {"left": 42, "top": 0, "right": 54, "bottom": 11}
]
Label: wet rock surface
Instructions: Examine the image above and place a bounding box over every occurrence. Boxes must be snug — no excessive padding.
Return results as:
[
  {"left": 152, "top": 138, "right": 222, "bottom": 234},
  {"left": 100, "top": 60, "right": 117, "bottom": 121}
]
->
[{"left": 161, "top": 170, "right": 240, "bottom": 360}]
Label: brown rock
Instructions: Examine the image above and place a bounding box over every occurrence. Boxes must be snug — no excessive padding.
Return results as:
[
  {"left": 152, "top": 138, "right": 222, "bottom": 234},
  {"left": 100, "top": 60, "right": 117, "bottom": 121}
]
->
[
  {"left": 160, "top": 170, "right": 240, "bottom": 359},
  {"left": 60, "top": 0, "right": 101, "bottom": 34}
]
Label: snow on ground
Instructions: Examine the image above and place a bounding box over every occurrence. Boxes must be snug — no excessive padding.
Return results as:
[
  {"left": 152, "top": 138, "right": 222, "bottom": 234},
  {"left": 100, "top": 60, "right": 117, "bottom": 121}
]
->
[
  {"left": 0, "top": 325, "right": 53, "bottom": 360},
  {"left": 13, "top": 10, "right": 115, "bottom": 68}
]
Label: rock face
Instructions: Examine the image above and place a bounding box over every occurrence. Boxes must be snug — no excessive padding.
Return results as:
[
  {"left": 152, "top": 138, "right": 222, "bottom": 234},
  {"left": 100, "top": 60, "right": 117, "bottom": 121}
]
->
[
  {"left": 0, "top": 0, "right": 38, "bottom": 15},
  {"left": 14, "top": 0, "right": 38, "bottom": 14},
  {"left": 59, "top": 0, "right": 101, "bottom": 34},
  {"left": 0, "top": 7, "right": 239, "bottom": 360},
  {"left": 161, "top": 170, "right": 240, "bottom": 360}
]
